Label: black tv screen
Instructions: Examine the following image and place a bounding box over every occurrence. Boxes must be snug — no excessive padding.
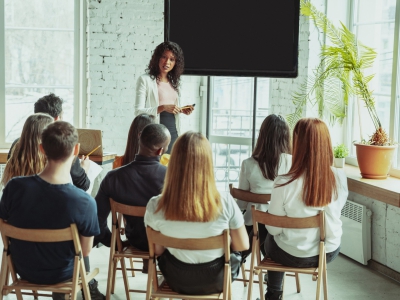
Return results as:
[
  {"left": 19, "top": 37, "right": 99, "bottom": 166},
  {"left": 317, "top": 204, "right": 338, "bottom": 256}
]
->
[{"left": 165, "top": 0, "right": 300, "bottom": 78}]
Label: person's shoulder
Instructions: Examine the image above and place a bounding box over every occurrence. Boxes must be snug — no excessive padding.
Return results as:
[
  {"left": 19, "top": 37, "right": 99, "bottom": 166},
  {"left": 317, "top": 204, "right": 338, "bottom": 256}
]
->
[
  {"left": 273, "top": 174, "right": 292, "bottom": 187},
  {"left": 6, "top": 175, "right": 37, "bottom": 188},
  {"left": 243, "top": 156, "right": 256, "bottom": 165},
  {"left": 146, "top": 194, "right": 162, "bottom": 212}
]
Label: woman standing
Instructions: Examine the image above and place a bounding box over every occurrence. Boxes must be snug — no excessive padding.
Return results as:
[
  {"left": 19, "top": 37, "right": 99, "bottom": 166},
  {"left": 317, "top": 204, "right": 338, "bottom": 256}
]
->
[
  {"left": 1, "top": 113, "right": 54, "bottom": 188},
  {"left": 263, "top": 118, "right": 348, "bottom": 300},
  {"left": 145, "top": 132, "right": 249, "bottom": 294},
  {"left": 135, "top": 41, "right": 194, "bottom": 153}
]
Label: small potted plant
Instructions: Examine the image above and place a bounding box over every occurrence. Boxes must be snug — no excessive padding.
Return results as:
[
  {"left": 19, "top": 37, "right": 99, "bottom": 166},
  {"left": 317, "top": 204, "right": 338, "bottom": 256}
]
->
[{"left": 333, "top": 144, "right": 349, "bottom": 168}]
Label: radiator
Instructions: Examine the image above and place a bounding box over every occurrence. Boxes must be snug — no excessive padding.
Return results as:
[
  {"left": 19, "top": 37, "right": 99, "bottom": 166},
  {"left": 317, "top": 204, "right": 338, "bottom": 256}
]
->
[{"left": 340, "top": 199, "right": 372, "bottom": 265}]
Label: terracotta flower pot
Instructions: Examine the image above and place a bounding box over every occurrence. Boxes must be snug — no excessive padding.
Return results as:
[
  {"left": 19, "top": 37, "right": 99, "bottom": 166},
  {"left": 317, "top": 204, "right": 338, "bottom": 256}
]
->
[{"left": 354, "top": 143, "right": 397, "bottom": 179}]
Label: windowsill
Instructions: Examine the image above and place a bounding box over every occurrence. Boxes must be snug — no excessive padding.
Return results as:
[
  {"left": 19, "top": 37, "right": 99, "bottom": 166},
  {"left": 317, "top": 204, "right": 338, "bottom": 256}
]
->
[{"left": 344, "top": 164, "right": 400, "bottom": 207}]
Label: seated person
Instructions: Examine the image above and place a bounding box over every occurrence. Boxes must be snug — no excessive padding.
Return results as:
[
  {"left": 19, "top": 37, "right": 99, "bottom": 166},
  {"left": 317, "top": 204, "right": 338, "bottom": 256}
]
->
[
  {"left": 262, "top": 118, "right": 348, "bottom": 300},
  {"left": 113, "top": 113, "right": 155, "bottom": 169},
  {"left": 95, "top": 123, "right": 171, "bottom": 251},
  {"left": 236, "top": 114, "right": 292, "bottom": 256},
  {"left": 7, "top": 93, "right": 90, "bottom": 191},
  {"left": 1, "top": 113, "right": 53, "bottom": 188},
  {"left": 144, "top": 131, "right": 249, "bottom": 295},
  {"left": 0, "top": 121, "right": 104, "bottom": 300}
]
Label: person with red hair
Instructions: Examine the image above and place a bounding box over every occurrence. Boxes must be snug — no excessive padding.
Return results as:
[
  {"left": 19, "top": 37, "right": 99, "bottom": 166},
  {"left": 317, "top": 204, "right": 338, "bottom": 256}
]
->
[{"left": 262, "top": 118, "right": 348, "bottom": 300}]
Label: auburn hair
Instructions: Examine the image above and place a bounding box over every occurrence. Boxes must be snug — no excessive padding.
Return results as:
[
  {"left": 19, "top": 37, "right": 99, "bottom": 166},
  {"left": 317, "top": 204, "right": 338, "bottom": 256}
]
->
[
  {"left": 1, "top": 113, "right": 53, "bottom": 187},
  {"left": 252, "top": 114, "right": 291, "bottom": 180},
  {"left": 122, "top": 114, "right": 156, "bottom": 166},
  {"left": 156, "top": 132, "right": 222, "bottom": 221},
  {"left": 278, "top": 118, "right": 337, "bottom": 207}
]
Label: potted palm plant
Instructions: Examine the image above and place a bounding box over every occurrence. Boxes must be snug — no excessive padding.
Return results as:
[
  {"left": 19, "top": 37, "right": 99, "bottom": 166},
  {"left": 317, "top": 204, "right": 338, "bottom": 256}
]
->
[{"left": 288, "top": 0, "right": 396, "bottom": 179}]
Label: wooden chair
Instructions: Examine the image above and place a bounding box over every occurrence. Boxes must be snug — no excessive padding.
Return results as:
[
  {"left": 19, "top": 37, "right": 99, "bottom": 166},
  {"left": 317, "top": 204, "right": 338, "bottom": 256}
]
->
[
  {"left": 106, "top": 199, "right": 149, "bottom": 300},
  {"left": 145, "top": 227, "right": 232, "bottom": 300},
  {"left": 229, "top": 183, "right": 271, "bottom": 287},
  {"left": 248, "top": 206, "right": 327, "bottom": 300},
  {"left": 0, "top": 219, "right": 99, "bottom": 300}
]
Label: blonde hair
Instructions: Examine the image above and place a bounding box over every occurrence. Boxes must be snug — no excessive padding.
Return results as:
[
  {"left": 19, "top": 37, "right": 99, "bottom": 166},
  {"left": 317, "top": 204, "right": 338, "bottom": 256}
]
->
[
  {"left": 1, "top": 113, "right": 54, "bottom": 187},
  {"left": 156, "top": 131, "right": 222, "bottom": 222}
]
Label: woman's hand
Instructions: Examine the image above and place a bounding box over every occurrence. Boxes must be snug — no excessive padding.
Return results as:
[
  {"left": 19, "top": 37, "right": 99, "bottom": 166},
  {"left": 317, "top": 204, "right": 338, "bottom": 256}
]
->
[
  {"left": 158, "top": 105, "right": 181, "bottom": 114},
  {"left": 181, "top": 105, "right": 195, "bottom": 115}
]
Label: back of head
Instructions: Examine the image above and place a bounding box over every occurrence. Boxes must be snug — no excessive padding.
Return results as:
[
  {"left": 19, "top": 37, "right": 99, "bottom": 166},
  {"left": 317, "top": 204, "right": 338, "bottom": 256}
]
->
[
  {"left": 139, "top": 123, "right": 170, "bottom": 153},
  {"left": 1, "top": 113, "right": 53, "bottom": 187},
  {"left": 34, "top": 93, "right": 63, "bottom": 119},
  {"left": 41, "top": 121, "right": 78, "bottom": 162},
  {"left": 283, "top": 118, "right": 336, "bottom": 207},
  {"left": 122, "top": 114, "right": 156, "bottom": 165},
  {"left": 158, "top": 131, "right": 221, "bottom": 222},
  {"left": 252, "top": 114, "right": 291, "bottom": 180}
]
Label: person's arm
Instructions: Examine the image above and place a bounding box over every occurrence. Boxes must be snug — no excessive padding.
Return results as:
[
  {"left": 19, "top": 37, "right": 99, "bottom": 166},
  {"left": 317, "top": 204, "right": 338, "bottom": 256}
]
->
[
  {"left": 80, "top": 235, "right": 94, "bottom": 257},
  {"left": 265, "top": 178, "right": 287, "bottom": 236},
  {"left": 144, "top": 196, "right": 165, "bottom": 255},
  {"left": 230, "top": 224, "right": 249, "bottom": 251},
  {"left": 80, "top": 155, "right": 90, "bottom": 174},
  {"left": 135, "top": 75, "right": 159, "bottom": 116},
  {"left": 70, "top": 157, "right": 90, "bottom": 191},
  {"left": 93, "top": 175, "right": 113, "bottom": 246},
  {"left": 236, "top": 160, "right": 250, "bottom": 211}
]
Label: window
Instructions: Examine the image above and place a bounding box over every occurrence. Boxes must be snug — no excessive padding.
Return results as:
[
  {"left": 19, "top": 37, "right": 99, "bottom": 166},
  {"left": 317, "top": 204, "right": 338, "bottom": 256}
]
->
[
  {"left": 346, "top": 0, "right": 400, "bottom": 170},
  {"left": 208, "top": 77, "right": 270, "bottom": 195},
  {"left": 0, "top": 0, "right": 85, "bottom": 148}
]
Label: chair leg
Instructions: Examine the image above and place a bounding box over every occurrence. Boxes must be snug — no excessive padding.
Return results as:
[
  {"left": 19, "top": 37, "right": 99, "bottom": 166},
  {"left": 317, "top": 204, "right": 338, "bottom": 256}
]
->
[
  {"left": 120, "top": 257, "right": 131, "bottom": 300},
  {"left": 111, "top": 258, "right": 119, "bottom": 294},
  {"left": 316, "top": 264, "right": 323, "bottom": 300},
  {"left": 0, "top": 252, "right": 8, "bottom": 300},
  {"left": 241, "top": 263, "right": 248, "bottom": 287},
  {"left": 295, "top": 272, "right": 301, "bottom": 293},
  {"left": 130, "top": 258, "right": 135, "bottom": 277},
  {"left": 258, "top": 269, "right": 265, "bottom": 300},
  {"left": 323, "top": 259, "right": 328, "bottom": 299},
  {"left": 106, "top": 256, "right": 116, "bottom": 300},
  {"left": 247, "top": 255, "right": 255, "bottom": 300}
]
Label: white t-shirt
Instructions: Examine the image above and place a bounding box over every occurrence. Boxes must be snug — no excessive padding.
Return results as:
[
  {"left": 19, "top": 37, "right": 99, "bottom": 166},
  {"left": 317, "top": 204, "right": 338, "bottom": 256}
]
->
[
  {"left": 266, "top": 167, "right": 348, "bottom": 257},
  {"left": 237, "top": 154, "right": 292, "bottom": 226},
  {"left": 144, "top": 195, "right": 244, "bottom": 264}
]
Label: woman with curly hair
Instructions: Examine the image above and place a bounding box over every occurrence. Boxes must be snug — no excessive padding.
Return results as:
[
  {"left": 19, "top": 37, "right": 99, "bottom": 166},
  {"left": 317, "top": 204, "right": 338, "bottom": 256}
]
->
[
  {"left": 135, "top": 41, "right": 194, "bottom": 153},
  {"left": 1, "top": 113, "right": 54, "bottom": 188}
]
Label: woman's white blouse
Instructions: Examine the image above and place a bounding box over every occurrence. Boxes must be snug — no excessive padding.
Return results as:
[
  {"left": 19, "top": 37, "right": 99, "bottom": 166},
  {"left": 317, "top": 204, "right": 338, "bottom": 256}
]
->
[
  {"left": 237, "top": 154, "right": 292, "bottom": 226},
  {"left": 266, "top": 167, "right": 348, "bottom": 257}
]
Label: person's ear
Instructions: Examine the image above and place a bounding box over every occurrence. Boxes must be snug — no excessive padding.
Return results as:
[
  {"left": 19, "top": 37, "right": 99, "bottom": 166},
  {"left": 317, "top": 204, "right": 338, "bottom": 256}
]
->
[
  {"left": 39, "top": 144, "right": 46, "bottom": 155},
  {"left": 156, "top": 147, "right": 163, "bottom": 156},
  {"left": 73, "top": 143, "right": 80, "bottom": 156}
]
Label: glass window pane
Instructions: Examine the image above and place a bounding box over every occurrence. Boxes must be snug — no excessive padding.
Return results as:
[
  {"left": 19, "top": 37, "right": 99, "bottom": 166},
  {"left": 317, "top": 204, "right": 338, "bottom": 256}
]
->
[{"left": 4, "top": 0, "right": 74, "bottom": 143}]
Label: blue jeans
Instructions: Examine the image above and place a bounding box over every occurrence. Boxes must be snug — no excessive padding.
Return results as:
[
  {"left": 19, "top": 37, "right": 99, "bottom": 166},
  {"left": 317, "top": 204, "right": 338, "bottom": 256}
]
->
[{"left": 264, "top": 233, "right": 340, "bottom": 292}]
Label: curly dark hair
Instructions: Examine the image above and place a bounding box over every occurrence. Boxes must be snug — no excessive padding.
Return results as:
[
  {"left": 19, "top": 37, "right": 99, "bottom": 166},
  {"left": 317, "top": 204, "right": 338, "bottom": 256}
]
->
[{"left": 146, "top": 41, "right": 184, "bottom": 91}]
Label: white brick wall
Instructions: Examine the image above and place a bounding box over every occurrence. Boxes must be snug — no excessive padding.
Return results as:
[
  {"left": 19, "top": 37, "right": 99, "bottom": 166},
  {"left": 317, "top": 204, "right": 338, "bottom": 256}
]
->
[{"left": 86, "top": 0, "right": 202, "bottom": 154}]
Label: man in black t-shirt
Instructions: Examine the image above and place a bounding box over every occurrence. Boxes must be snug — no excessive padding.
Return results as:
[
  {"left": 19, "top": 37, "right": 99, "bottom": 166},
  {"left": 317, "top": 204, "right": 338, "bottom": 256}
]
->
[
  {"left": 7, "top": 93, "right": 90, "bottom": 191},
  {"left": 0, "top": 121, "right": 104, "bottom": 300},
  {"left": 95, "top": 124, "right": 171, "bottom": 253}
]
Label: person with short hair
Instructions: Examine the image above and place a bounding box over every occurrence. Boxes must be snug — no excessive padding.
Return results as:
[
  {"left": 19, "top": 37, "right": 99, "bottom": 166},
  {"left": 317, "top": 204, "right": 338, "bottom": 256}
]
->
[
  {"left": 7, "top": 93, "right": 90, "bottom": 191},
  {"left": 1, "top": 113, "right": 53, "bottom": 188},
  {"left": 0, "top": 121, "right": 104, "bottom": 300},
  {"left": 261, "top": 118, "right": 348, "bottom": 300},
  {"left": 144, "top": 131, "right": 249, "bottom": 295},
  {"left": 94, "top": 123, "right": 171, "bottom": 254}
]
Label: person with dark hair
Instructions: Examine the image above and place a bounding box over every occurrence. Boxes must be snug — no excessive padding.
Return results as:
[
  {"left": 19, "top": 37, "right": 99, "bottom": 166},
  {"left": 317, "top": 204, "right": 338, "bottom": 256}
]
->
[
  {"left": 7, "top": 93, "right": 90, "bottom": 191},
  {"left": 135, "top": 41, "right": 195, "bottom": 153},
  {"left": 0, "top": 121, "right": 104, "bottom": 300},
  {"left": 235, "top": 114, "right": 292, "bottom": 256},
  {"left": 113, "top": 113, "right": 156, "bottom": 168},
  {"left": 94, "top": 123, "right": 171, "bottom": 261},
  {"left": 260, "top": 118, "right": 348, "bottom": 300}
]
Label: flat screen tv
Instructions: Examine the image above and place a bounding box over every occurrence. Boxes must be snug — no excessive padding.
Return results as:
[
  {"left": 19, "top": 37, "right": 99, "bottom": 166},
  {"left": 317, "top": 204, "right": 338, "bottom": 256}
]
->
[{"left": 165, "top": 0, "right": 300, "bottom": 78}]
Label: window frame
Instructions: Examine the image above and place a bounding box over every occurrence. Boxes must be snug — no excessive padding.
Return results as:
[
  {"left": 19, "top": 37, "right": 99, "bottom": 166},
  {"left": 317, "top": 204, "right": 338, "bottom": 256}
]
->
[
  {"left": 345, "top": 0, "right": 400, "bottom": 176},
  {"left": 0, "top": 0, "right": 87, "bottom": 148}
]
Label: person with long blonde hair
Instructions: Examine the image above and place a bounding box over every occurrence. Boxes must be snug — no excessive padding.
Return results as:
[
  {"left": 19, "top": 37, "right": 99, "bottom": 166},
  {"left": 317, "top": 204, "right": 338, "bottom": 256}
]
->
[
  {"left": 262, "top": 118, "right": 348, "bottom": 300},
  {"left": 144, "top": 131, "right": 249, "bottom": 295},
  {"left": 1, "top": 113, "right": 53, "bottom": 188}
]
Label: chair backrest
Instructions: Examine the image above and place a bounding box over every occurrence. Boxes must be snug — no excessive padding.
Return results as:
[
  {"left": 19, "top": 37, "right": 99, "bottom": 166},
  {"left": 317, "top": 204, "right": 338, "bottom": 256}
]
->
[
  {"left": 109, "top": 198, "right": 147, "bottom": 223},
  {"left": 0, "top": 219, "right": 81, "bottom": 253},
  {"left": 146, "top": 227, "right": 230, "bottom": 262},
  {"left": 229, "top": 184, "right": 271, "bottom": 204},
  {"left": 251, "top": 206, "right": 325, "bottom": 241}
]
